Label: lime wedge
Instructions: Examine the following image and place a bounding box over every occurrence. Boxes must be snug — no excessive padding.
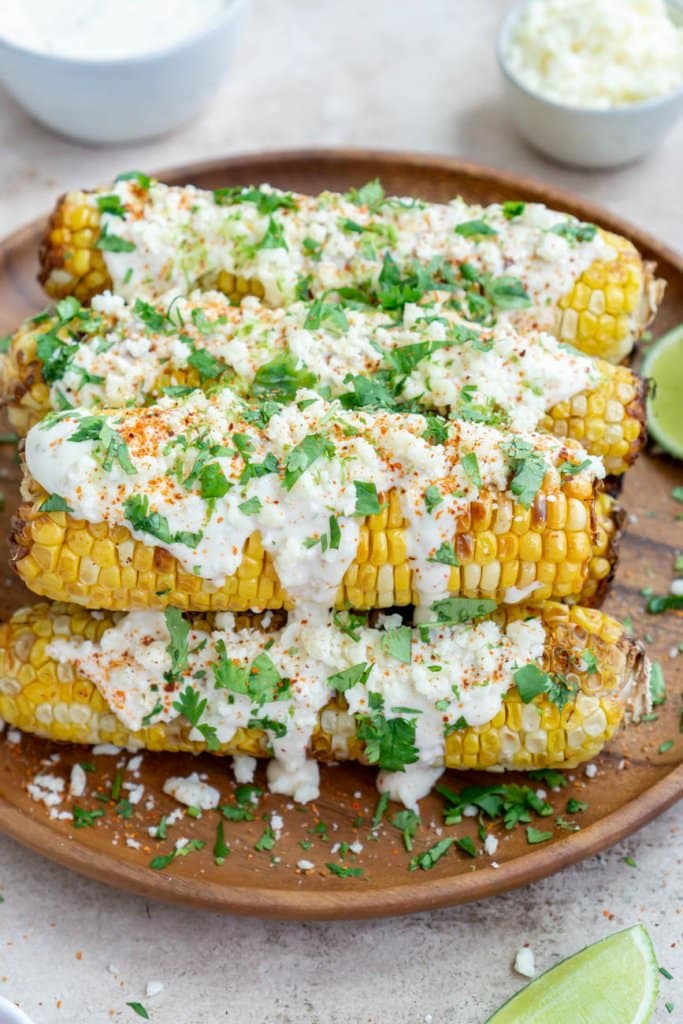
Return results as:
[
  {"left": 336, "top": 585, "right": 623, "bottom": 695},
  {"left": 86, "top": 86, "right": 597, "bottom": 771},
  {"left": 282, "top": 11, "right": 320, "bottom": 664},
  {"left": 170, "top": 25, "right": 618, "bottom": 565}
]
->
[
  {"left": 642, "top": 325, "right": 683, "bottom": 459},
  {"left": 486, "top": 925, "right": 659, "bottom": 1024}
]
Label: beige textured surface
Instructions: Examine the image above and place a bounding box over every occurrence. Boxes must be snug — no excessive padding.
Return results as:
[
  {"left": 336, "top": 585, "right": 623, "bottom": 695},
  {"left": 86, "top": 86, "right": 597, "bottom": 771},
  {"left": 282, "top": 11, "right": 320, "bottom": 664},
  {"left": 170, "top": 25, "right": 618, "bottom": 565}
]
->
[{"left": 0, "top": 1, "right": 681, "bottom": 1021}]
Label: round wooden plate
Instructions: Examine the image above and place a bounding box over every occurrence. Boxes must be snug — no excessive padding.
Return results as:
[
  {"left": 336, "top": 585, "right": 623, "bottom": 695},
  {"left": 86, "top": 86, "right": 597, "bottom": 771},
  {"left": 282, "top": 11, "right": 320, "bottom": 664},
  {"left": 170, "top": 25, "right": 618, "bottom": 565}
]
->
[{"left": 0, "top": 150, "right": 681, "bottom": 920}]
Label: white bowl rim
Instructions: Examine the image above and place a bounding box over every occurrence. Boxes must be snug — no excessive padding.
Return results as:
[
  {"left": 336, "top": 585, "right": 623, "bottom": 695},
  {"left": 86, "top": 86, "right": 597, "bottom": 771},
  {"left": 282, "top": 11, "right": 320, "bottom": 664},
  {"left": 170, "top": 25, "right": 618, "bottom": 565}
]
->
[
  {"left": 0, "top": 0, "right": 246, "bottom": 68},
  {"left": 0, "top": 995, "right": 35, "bottom": 1024},
  {"left": 497, "top": 0, "right": 683, "bottom": 116}
]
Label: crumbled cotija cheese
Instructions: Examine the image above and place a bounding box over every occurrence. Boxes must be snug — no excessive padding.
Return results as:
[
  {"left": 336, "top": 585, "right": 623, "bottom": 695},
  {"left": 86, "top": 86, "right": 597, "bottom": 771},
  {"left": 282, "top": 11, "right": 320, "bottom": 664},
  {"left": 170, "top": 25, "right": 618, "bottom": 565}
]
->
[{"left": 506, "top": 0, "right": 683, "bottom": 108}]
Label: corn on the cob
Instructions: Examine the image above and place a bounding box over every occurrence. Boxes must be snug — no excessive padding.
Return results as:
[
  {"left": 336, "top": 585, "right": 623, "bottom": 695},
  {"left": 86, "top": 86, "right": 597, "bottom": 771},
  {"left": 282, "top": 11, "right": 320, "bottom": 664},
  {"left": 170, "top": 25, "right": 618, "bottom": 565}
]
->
[
  {"left": 0, "top": 291, "right": 647, "bottom": 475},
  {"left": 13, "top": 387, "right": 615, "bottom": 612},
  {"left": 0, "top": 602, "right": 651, "bottom": 784},
  {"left": 38, "top": 178, "right": 664, "bottom": 363}
]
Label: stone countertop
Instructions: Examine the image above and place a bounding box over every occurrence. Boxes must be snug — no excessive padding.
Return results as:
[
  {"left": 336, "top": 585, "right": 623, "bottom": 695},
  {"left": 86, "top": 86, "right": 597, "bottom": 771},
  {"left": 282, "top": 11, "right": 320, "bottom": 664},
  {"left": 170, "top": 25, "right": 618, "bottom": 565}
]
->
[{"left": 0, "top": 1, "right": 681, "bottom": 1021}]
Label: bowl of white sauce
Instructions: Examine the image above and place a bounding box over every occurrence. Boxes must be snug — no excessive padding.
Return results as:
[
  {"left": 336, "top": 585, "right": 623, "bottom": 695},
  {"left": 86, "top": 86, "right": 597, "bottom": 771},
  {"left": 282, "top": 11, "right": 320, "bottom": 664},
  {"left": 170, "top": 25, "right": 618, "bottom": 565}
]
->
[
  {"left": 0, "top": 0, "right": 248, "bottom": 144},
  {"left": 497, "top": 0, "right": 683, "bottom": 168}
]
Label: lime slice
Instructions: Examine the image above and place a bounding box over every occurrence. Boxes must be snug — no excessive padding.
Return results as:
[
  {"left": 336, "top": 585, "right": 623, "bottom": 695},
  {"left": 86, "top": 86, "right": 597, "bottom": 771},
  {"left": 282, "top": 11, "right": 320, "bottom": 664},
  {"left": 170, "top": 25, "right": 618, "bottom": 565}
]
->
[
  {"left": 486, "top": 925, "right": 659, "bottom": 1024},
  {"left": 642, "top": 325, "right": 683, "bottom": 459}
]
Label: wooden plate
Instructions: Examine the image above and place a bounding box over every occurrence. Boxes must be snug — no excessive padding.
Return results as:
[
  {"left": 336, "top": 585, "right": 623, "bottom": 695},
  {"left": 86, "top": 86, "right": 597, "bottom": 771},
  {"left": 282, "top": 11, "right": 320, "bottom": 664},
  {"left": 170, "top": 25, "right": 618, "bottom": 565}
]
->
[{"left": 0, "top": 150, "right": 681, "bottom": 920}]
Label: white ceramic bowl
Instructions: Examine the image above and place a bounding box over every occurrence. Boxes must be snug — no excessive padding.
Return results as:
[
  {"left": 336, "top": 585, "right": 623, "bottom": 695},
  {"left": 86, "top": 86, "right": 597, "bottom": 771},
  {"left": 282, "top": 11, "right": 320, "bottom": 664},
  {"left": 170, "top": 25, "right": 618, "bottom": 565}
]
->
[
  {"left": 0, "top": 996, "right": 35, "bottom": 1024},
  {"left": 0, "top": 0, "right": 248, "bottom": 144},
  {"left": 497, "top": 0, "right": 683, "bottom": 169}
]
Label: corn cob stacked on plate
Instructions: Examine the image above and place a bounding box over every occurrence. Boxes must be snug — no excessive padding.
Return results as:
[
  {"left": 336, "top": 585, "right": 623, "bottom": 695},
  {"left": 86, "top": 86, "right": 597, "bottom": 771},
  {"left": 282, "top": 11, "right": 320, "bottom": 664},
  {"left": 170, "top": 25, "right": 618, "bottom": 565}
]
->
[{"left": 0, "top": 172, "right": 661, "bottom": 811}]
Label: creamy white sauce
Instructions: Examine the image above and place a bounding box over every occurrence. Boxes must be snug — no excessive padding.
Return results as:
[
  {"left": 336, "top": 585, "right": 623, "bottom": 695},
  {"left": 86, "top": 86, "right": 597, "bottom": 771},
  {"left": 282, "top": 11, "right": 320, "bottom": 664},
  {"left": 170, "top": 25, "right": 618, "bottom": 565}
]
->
[
  {"left": 1, "top": 0, "right": 227, "bottom": 60},
  {"left": 46, "top": 290, "right": 599, "bottom": 435},
  {"left": 48, "top": 607, "right": 547, "bottom": 807},
  {"left": 98, "top": 180, "right": 616, "bottom": 336},
  {"left": 25, "top": 388, "right": 600, "bottom": 611},
  {"left": 506, "top": 0, "right": 683, "bottom": 108}
]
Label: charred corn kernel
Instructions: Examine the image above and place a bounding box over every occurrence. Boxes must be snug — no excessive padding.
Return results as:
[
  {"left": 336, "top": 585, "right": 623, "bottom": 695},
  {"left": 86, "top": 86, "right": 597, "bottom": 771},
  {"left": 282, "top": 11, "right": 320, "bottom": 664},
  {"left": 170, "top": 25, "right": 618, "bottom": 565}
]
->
[
  {"left": 0, "top": 601, "right": 650, "bottom": 773},
  {"left": 38, "top": 185, "right": 663, "bottom": 364}
]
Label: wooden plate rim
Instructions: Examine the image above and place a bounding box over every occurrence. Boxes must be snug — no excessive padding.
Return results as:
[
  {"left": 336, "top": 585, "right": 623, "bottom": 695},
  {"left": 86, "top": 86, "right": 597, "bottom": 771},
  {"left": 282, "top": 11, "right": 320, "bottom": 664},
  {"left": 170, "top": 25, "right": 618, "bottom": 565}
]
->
[
  {"left": 0, "top": 763, "right": 680, "bottom": 919},
  {"left": 0, "top": 148, "right": 681, "bottom": 920}
]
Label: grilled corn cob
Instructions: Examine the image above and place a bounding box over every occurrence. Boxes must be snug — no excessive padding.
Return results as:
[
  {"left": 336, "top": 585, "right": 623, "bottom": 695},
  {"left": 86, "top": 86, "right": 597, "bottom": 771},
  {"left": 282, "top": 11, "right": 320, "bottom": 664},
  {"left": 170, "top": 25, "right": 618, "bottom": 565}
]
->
[
  {"left": 13, "top": 387, "right": 614, "bottom": 612},
  {"left": 38, "top": 177, "right": 664, "bottom": 363},
  {"left": 0, "top": 602, "right": 651, "bottom": 792},
  {"left": 0, "top": 291, "right": 647, "bottom": 475}
]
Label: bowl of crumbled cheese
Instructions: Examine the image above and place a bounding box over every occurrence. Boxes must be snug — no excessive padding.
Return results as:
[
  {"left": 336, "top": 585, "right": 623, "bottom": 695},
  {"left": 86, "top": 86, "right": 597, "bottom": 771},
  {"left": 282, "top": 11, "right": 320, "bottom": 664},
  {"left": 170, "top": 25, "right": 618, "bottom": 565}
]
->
[
  {"left": 0, "top": 0, "right": 248, "bottom": 144},
  {"left": 497, "top": 0, "right": 683, "bottom": 168}
]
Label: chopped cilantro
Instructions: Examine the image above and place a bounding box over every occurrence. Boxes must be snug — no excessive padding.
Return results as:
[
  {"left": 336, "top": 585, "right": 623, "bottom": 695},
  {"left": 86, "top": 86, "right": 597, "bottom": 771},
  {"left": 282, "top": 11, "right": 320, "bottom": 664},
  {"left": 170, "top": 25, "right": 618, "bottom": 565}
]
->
[
  {"left": 345, "top": 179, "right": 386, "bottom": 212},
  {"left": 390, "top": 809, "right": 420, "bottom": 851},
  {"left": 115, "top": 799, "right": 133, "bottom": 820},
  {"left": 422, "top": 416, "right": 450, "bottom": 446},
  {"left": 427, "top": 542, "right": 459, "bottom": 567},
  {"left": 527, "top": 768, "right": 568, "bottom": 789},
  {"left": 566, "top": 798, "right": 588, "bottom": 814},
  {"left": 221, "top": 804, "right": 255, "bottom": 822},
  {"left": 461, "top": 451, "right": 482, "bottom": 489},
  {"left": 284, "top": 433, "right": 334, "bottom": 490},
  {"left": 255, "top": 825, "right": 276, "bottom": 852},
  {"left": 551, "top": 222, "right": 597, "bottom": 244},
  {"left": 199, "top": 461, "right": 231, "bottom": 499},
  {"left": 213, "top": 186, "right": 297, "bottom": 215},
  {"left": 304, "top": 299, "right": 349, "bottom": 333},
  {"left": 115, "top": 170, "right": 151, "bottom": 189},
  {"left": 237, "top": 496, "right": 262, "bottom": 516},
  {"left": 526, "top": 826, "right": 553, "bottom": 844},
  {"left": 484, "top": 274, "right": 531, "bottom": 310},
  {"left": 354, "top": 480, "right": 382, "bottom": 516},
  {"left": 327, "top": 862, "right": 364, "bottom": 878},
  {"left": 380, "top": 625, "right": 412, "bottom": 664},
  {"left": 582, "top": 650, "right": 599, "bottom": 675},
  {"left": 133, "top": 298, "right": 170, "bottom": 333},
  {"left": 503, "top": 437, "right": 547, "bottom": 507},
  {"left": 214, "top": 821, "right": 230, "bottom": 864},
  {"left": 371, "top": 792, "right": 390, "bottom": 830},
  {"left": 72, "top": 806, "right": 105, "bottom": 828},
  {"left": 559, "top": 458, "right": 592, "bottom": 477},
  {"left": 503, "top": 201, "right": 525, "bottom": 219},
  {"left": 514, "top": 664, "right": 577, "bottom": 710},
  {"left": 355, "top": 694, "right": 419, "bottom": 772},
  {"left": 455, "top": 836, "right": 477, "bottom": 857},
  {"left": 38, "top": 493, "right": 73, "bottom": 514},
  {"left": 257, "top": 217, "right": 288, "bottom": 251},
  {"left": 424, "top": 484, "right": 443, "bottom": 514},
  {"left": 328, "top": 661, "right": 373, "bottom": 692},
  {"left": 124, "top": 494, "right": 202, "bottom": 547},
  {"left": 150, "top": 838, "right": 205, "bottom": 870},
  {"left": 126, "top": 1002, "right": 150, "bottom": 1020},
  {"left": 409, "top": 837, "right": 454, "bottom": 871},
  {"left": 430, "top": 596, "right": 497, "bottom": 625},
  {"left": 646, "top": 594, "right": 683, "bottom": 614},
  {"left": 213, "top": 642, "right": 288, "bottom": 705},
  {"left": 69, "top": 415, "right": 136, "bottom": 475},
  {"left": 650, "top": 662, "right": 667, "bottom": 705},
  {"left": 96, "top": 228, "right": 135, "bottom": 253},
  {"left": 455, "top": 219, "right": 497, "bottom": 238},
  {"left": 164, "top": 607, "right": 190, "bottom": 683}
]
